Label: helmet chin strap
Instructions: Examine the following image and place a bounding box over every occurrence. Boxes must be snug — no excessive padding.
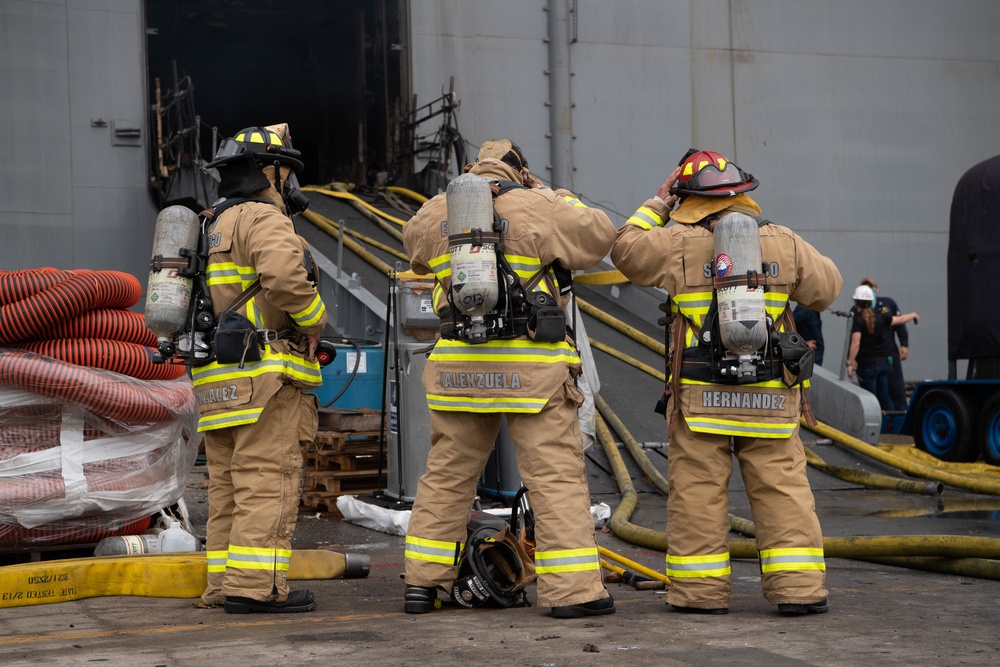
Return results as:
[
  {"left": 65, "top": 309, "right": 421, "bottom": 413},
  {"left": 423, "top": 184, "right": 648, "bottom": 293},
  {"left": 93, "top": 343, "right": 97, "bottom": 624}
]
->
[{"left": 272, "top": 160, "right": 283, "bottom": 198}]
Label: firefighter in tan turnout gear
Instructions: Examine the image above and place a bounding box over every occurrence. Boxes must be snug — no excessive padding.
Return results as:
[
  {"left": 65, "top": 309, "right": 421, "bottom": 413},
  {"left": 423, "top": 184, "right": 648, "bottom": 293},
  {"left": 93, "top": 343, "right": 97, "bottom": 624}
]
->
[
  {"left": 194, "top": 126, "right": 327, "bottom": 614},
  {"left": 402, "top": 140, "right": 617, "bottom": 618},
  {"left": 611, "top": 149, "right": 843, "bottom": 615}
]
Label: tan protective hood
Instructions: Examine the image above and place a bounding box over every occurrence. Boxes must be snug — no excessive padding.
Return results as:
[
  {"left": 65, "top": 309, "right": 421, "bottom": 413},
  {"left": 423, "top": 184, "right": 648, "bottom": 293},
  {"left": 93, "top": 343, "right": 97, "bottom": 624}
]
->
[{"left": 670, "top": 193, "right": 761, "bottom": 224}]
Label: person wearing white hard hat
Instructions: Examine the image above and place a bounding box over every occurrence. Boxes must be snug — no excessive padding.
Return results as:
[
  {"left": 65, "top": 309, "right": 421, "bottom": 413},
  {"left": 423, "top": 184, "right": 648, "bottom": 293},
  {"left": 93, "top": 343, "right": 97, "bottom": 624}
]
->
[{"left": 846, "top": 284, "right": 919, "bottom": 410}]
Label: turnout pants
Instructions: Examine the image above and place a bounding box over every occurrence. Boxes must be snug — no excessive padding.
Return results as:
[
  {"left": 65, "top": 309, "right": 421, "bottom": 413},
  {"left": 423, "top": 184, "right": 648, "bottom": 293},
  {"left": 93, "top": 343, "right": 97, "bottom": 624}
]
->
[
  {"left": 665, "top": 416, "right": 827, "bottom": 609},
  {"left": 201, "top": 385, "right": 318, "bottom": 604},
  {"left": 404, "top": 379, "right": 608, "bottom": 607}
]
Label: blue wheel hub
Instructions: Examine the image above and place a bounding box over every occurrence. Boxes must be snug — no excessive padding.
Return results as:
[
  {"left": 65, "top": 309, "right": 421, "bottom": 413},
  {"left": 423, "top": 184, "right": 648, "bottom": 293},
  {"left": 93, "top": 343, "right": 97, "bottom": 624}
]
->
[
  {"left": 921, "top": 405, "right": 958, "bottom": 457},
  {"left": 984, "top": 411, "right": 1000, "bottom": 461}
]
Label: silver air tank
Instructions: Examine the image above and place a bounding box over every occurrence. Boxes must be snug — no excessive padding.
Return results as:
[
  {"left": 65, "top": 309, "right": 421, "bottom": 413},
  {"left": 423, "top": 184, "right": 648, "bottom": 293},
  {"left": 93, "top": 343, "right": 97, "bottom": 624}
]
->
[
  {"left": 713, "top": 212, "right": 767, "bottom": 381},
  {"left": 144, "top": 205, "right": 201, "bottom": 343},
  {"left": 447, "top": 174, "right": 498, "bottom": 343}
]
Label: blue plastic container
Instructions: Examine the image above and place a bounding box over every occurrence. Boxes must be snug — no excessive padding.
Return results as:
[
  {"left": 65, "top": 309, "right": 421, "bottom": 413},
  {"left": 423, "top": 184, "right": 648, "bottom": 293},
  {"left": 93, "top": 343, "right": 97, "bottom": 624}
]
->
[{"left": 311, "top": 344, "right": 385, "bottom": 410}]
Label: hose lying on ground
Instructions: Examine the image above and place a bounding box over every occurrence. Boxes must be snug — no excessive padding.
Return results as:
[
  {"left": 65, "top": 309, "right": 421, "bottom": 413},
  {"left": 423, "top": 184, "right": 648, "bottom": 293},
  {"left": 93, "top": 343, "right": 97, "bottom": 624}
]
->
[{"left": 0, "top": 549, "right": 370, "bottom": 609}]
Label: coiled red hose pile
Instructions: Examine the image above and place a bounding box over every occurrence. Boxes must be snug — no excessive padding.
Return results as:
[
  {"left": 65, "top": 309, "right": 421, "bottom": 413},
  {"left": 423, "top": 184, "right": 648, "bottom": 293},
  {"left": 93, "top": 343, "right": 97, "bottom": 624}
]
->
[
  {"left": 0, "top": 268, "right": 199, "bottom": 550},
  {"left": 0, "top": 269, "right": 184, "bottom": 380}
]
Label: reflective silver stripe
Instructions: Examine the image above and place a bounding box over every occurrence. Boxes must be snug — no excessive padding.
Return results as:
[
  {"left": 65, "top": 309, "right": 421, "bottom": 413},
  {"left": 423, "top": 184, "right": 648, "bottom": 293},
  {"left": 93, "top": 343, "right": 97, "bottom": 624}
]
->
[
  {"left": 198, "top": 408, "right": 264, "bottom": 431},
  {"left": 534, "top": 548, "right": 600, "bottom": 574},
  {"left": 626, "top": 209, "right": 661, "bottom": 229},
  {"left": 684, "top": 418, "right": 797, "bottom": 438},
  {"left": 665, "top": 552, "right": 731, "bottom": 578},
  {"left": 429, "top": 341, "right": 578, "bottom": 362},
  {"left": 760, "top": 548, "right": 826, "bottom": 573},
  {"left": 404, "top": 536, "right": 461, "bottom": 565},
  {"left": 425, "top": 395, "right": 547, "bottom": 412},
  {"left": 191, "top": 355, "right": 322, "bottom": 384}
]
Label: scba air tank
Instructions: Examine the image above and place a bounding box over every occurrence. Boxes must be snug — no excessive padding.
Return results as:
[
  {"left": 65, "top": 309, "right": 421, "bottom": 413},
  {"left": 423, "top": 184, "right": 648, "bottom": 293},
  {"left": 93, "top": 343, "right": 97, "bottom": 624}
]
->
[
  {"left": 714, "top": 212, "right": 767, "bottom": 359},
  {"left": 447, "top": 174, "right": 498, "bottom": 343},
  {"left": 144, "top": 205, "right": 201, "bottom": 342}
]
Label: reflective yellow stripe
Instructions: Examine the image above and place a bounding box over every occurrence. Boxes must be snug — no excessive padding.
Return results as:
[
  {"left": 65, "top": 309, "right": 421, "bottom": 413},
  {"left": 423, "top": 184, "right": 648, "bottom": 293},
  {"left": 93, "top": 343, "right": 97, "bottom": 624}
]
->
[
  {"left": 665, "top": 552, "right": 732, "bottom": 579},
  {"left": 191, "top": 350, "right": 322, "bottom": 385},
  {"left": 429, "top": 339, "right": 579, "bottom": 365},
  {"left": 404, "top": 536, "right": 462, "bottom": 565},
  {"left": 684, "top": 416, "right": 797, "bottom": 438},
  {"left": 674, "top": 293, "right": 713, "bottom": 323},
  {"left": 429, "top": 253, "right": 452, "bottom": 279},
  {"left": 226, "top": 545, "right": 292, "bottom": 572},
  {"left": 626, "top": 206, "right": 663, "bottom": 229},
  {"left": 206, "top": 550, "right": 228, "bottom": 573},
  {"left": 290, "top": 293, "right": 326, "bottom": 327},
  {"left": 561, "top": 195, "right": 586, "bottom": 208},
  {"left": 198, "top": 407, "right": 265, "bottom": 432},
  {"left": 426, "top": 394, "right": 548, "bottom": 413},
  {"left": 205, "top": 262, "right": 257, "bottom": 287},
  {"left": 432, "top": 282, "right": 446, "bottom": 314},
  {"left": 679, "top": 377, "right": 789, "bottom": 389},
  {"left": 759, "top": 547, "right": 826, "bottom": 573},
  {"left": 534, "top": 547, "right": 600, "bottom": 574},
  {"left": 765, "top": 293, "right": 790, "bottom": 321}
]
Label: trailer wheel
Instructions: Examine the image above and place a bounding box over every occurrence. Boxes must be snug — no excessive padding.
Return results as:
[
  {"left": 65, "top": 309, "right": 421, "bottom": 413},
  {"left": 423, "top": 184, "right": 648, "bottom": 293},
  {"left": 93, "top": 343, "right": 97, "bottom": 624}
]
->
[
  {"left": 913, "top": 389, "right": 979, "bottom": 462},
  {"left": 977, "top": 393, "right": 1000, "bottom": 466}
]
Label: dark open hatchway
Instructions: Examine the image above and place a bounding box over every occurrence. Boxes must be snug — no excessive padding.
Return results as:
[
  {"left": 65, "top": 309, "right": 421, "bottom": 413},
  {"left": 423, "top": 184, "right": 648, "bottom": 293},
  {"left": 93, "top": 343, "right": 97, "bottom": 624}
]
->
[{"left": 145, "top": 0, "right": 410, "bottom": 209}]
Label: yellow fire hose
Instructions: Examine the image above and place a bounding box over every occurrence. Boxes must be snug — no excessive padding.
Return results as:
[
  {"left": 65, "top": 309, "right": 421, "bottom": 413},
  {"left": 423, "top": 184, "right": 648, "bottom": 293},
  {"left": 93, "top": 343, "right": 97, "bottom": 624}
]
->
[
  {"left": 802, "top": 446, "right": 943, "bottom": 495},
  {"left": 0, "top": 549, "right": 369, "bottom": 609},
  {"left": 320, "top": 182, "right": 409, "bottom": 227},
  {"left": 303, "top": 185, "right": 405, "bottom": 242},
  {"left": 806, "top": 418, "right": 1000, "bottom": 496},
  {"left": 588, "top": 338, "right": 665, "bottom": 382},
  {"left": 302, "top": 209, "right": 392, "bottom": 276},
  {"left": 302, "top": 208, "right": 407, "bottom": 263},
  {"left": 576, "top": 297, "right": 665, "bottom": 357},
  {"left": 385, "top": 185, "right": 429, "bottom": 204},
  {"left": 593, "top": 392, "right": 668, "bottom": 493}
]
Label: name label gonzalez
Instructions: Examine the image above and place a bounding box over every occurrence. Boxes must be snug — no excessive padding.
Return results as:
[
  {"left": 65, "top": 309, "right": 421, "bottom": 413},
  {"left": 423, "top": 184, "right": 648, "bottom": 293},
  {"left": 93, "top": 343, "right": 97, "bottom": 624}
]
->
[
  {"left": 702, "top": 390, "right": 786, "bottom": 410},
  {"left": 440, "top": 372, "right": 522, "bottom": 389},
  {"left": 196, "top": 385, "right": 240, "bottom": 404}
]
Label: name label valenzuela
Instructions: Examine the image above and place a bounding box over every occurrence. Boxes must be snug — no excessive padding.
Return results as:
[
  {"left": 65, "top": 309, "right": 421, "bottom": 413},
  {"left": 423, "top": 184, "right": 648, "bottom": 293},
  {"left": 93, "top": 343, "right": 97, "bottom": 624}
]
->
[{"left": 439, "top": 372, "right": 522, "bottom": 390}]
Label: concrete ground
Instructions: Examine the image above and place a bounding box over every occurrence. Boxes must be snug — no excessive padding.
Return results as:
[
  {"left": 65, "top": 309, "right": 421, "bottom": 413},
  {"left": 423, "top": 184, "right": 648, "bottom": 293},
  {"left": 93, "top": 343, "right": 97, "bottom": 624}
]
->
[{"left": 2, "top": 436, "right": 999, "bottom": 667}]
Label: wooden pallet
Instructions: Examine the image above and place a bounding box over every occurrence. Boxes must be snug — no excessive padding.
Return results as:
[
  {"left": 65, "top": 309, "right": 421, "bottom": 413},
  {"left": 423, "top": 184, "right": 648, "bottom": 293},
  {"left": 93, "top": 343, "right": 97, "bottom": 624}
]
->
[
  {"left": 316, "top": 407, "right": 382, "bottom": 433},
  {"left": 304, "top": 468, "right": 382, "bottom": 494},
  {"left": 299, "top": 491, "right": 344, "bottom": 515},
  {"left": 311, "top": 430, "right": 383, "bottom": 456},
  {"left": 299, "top": 426, "right": 386, "bottom": 512}
]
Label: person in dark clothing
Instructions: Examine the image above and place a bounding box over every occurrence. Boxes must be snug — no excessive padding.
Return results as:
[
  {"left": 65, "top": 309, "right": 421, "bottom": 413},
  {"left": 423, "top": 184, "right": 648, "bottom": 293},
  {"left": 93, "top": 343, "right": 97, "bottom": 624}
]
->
[
  {"left": 793, "top": 304, "right": 825, "bottom": 366},
  {"left": 860, "top": 277, "right": 909, "bottom": 410},
  {"left": 846, "top": 285, "right": 919, "bottom": 411}
]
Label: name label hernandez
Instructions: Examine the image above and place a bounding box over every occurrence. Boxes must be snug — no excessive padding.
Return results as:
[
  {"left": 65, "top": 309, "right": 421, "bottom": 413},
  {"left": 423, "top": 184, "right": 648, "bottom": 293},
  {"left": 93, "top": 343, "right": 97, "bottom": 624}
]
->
[{"left": 702, "top": 390, "right": 787, "bottom": 410}]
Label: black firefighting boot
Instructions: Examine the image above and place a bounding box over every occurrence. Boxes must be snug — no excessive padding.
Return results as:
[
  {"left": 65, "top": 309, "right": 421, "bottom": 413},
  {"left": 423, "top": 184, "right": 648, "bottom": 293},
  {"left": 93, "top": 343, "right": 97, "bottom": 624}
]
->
[
  {"left": 224, "top": 589, "right": 317, "bottom": 614},
  {"left": 404, "top": 585, "right": 441, "bottom": 614},
  {"left": 550, "top": 595, "right": 616, "bottom": 618},
  {"left": 778, "top": 599, "right": 829, "bottom": 616},
  {"left": 669, "top": 603, "right": 729, "bottom": 615}
]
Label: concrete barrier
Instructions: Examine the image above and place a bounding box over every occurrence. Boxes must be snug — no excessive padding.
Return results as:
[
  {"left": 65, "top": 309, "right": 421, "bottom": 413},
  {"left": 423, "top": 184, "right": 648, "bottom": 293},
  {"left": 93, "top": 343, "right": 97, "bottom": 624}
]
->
[{"left": 806, "top": 365, "right": 883, "bottom": 444}]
